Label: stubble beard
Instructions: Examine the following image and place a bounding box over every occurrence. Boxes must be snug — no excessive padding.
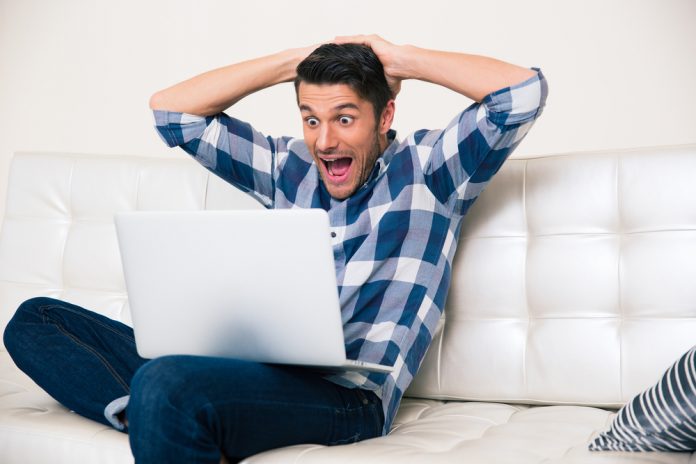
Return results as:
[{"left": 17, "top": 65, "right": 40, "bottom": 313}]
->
[{"left": 350, "top": 130, "right": 382, "bottom": 197}]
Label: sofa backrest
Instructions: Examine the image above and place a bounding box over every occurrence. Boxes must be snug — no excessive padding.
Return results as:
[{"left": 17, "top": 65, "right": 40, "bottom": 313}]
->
[
  {"left": 408, "top": 144, "right": 696, "bottom": 407},
  {"left": 1, "top": 146, "right": 696, "bottom": 407},
  {"left": 0, "top": 152, "right": 263, "bottom": 330}
]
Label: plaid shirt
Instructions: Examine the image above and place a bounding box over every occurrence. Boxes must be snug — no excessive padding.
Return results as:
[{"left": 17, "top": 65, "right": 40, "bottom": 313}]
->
[{"left": 153, "top": 69, "right": 548, "bottom": 434}]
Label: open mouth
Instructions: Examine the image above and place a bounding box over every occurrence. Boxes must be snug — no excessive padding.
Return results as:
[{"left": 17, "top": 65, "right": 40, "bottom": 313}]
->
[{"left": 321, "top": 157, "right": 353, "bottom": 184}]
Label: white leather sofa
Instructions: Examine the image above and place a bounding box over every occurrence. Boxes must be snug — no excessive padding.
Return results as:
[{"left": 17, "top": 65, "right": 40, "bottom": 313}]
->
[{"left": 1, "top": 145, "right": 696, "bottom": 463}]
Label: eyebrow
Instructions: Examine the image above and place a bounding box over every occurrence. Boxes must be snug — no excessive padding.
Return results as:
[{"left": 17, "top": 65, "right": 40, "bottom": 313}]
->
[{"left": 299, "top": 103, "right": 360, "bottom": 113}]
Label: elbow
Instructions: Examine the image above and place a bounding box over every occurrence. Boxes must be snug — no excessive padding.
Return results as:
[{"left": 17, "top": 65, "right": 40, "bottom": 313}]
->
[
  {"left": 148, "top": 91, "right": 210, "bottom": 116},
  {"left": 149, "top": 91, "right": 167, "bottom": 111},
  {"left": 148, "top": 92, "right": 162, "bottom": 111}
]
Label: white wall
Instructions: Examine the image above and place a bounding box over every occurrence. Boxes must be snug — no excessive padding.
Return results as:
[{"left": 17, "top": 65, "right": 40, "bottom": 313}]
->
[{"left": 1, "top": 0, "right": 695, "bottom": 224}]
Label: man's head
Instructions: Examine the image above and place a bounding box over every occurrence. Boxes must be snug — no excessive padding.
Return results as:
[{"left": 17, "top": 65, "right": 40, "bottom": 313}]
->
[{"left": 295, "top": 44, "right": 395, "bottom": 200}]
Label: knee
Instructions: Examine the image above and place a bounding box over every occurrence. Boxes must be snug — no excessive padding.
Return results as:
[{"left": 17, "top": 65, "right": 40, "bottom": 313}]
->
[
  {"left": 128, "top": 357, "right": 222, "bottom": 461},
  {"left": 129, "top": 356, "right": 203, "bottom": 422},
  {"left": 9, "top": 296, "right": 59, "bottom": 323},
  {"left": 131, "top": 356, "right": 191, "bottom": 400},
  {"left": 3, "top": 297, "right": 56, "bottom": 353}
]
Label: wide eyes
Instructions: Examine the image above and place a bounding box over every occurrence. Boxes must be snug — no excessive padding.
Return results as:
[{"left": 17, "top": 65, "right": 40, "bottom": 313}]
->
[{"left": 304, "top": 116, "right": 354, "bottom": 128}]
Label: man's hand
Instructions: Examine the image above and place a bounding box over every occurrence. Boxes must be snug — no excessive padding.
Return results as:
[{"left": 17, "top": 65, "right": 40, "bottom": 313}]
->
[
  {"left": 333, "top": 34, "right": 404, "bottom": 98},
  {"left": 334, "top": 34, "right": 537, "bottom": 103}
]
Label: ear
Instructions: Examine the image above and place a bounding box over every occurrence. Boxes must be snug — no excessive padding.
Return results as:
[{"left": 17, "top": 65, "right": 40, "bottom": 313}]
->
[{"left": 379, "top": 99, "right": 395, "bottom": 135}]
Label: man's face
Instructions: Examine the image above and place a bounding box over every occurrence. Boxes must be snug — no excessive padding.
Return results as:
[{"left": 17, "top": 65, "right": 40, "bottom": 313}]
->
[{"left": 298, "top": 82, "right": 393, "bottom": 200}]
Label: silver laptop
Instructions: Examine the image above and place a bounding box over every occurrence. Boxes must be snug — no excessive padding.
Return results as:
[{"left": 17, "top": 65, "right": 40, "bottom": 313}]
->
[{"left": 114, "top": 209, "right": 392, "bottom": 374}]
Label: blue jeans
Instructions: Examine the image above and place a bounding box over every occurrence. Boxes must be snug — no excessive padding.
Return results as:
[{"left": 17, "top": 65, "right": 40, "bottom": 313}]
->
[{"left": 3, "top": 297, "right": 384, "bottom": 463}]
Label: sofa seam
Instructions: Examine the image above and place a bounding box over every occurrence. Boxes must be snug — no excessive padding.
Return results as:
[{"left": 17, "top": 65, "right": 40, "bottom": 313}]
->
[
  {"left": 617, "top": 153, "right": 624, "bottom": 402},
  {"left": 58, "top": 160, "right": 76, "bottom": 297},
  {"left": 522, "top": 159, "right": 529, "bottom": 398}
]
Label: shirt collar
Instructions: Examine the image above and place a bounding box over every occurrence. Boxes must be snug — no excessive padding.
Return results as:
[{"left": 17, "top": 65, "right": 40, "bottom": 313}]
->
[{"left": 366, "top": 129, "right": 399, "bottom": 184}]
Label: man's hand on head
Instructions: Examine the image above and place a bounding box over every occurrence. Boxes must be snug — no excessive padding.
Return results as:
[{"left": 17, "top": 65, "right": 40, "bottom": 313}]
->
[
  {"left": 332, "top": 35, "right": 537, "bottom": 104},
  {"left": 333, "top": 34, "right": 405, "bottom": 98}
]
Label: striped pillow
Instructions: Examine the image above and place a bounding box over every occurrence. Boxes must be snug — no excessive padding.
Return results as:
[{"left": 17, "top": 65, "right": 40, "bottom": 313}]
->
[{"left": 589, "top": 346, "right": 696, "bottom": 451}]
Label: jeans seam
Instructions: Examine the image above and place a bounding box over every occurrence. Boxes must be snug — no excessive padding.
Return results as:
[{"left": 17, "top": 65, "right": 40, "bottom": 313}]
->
[
  {"left": 329, "top": 432, "right": 361, "bottom": 445},
  {"left": 46, "top": 311, "right": 131, "bottom": 394},
  {"left": 198, "top": 396, "right": 371, "bottom": 446},
  {"left": 40, "top": 303, "right": 136, "bottom": 344},
  {"left": 355, "top": 389, "right": 384, "bottom": 438}
]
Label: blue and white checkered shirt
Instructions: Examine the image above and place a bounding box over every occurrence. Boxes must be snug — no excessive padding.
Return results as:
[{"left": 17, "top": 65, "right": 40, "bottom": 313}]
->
[{"left": 152, "top": 69, "right": 548, "bottom": 434}]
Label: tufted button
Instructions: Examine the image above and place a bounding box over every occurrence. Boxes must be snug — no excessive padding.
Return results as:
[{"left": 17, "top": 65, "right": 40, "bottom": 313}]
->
[{"left": 331, "top": 232, "right": 336, "bottom": 238}]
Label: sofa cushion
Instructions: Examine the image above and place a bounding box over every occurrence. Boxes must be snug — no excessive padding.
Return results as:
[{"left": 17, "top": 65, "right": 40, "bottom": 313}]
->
[
  {"left": 0, "top": 365, "right": 685, "bottom": 464},
  {"left": 590, "top": 346, "right": 696, "bottom": 452},
  {"left": 245, "top": 400, "right": 690, "bottom": 463},
  {"left": 0, "top": 350, "right": 133, "bottom": 464}
]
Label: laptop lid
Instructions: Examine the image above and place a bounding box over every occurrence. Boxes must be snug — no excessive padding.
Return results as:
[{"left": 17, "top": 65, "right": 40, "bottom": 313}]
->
[{"left": 114, "top": 209, "right": 352, "bottom": 367}]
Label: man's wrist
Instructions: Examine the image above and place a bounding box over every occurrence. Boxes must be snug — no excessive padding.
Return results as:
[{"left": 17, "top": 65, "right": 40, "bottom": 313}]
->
[
  {"left": 388, "top": 44, "right": 423, "bottom": 81},
  {"left": 277, "top": 44, "right": 320, "bottom": 83},
  {"left": 271, "top": 48, "right": 304, "bottom": 84}
]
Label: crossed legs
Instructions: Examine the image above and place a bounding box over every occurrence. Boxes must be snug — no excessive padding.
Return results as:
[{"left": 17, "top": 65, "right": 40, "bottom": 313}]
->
[{"left": 3, "top": 297, "right": 383, "bottom": 463}]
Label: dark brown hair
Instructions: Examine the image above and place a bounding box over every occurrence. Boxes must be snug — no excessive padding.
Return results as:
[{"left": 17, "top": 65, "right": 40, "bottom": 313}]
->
[{"left": 295, "top": 43, "right": 392, "bottom": 120}]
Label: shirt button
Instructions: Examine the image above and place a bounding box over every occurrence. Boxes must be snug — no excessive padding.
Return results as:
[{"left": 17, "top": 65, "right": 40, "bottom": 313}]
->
[{"left": 331, "top": 232, "right": 337, "bottom": 238}]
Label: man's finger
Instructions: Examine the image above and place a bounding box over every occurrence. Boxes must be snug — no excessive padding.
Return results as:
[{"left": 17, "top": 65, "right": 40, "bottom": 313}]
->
[{"left": 333, "top": 35, "right": 368, "bottom": 45}]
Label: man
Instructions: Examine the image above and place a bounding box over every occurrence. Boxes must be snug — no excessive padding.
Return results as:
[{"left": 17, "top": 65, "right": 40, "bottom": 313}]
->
[{"left": 4, "top": 35, "right": 547, "bottom": 463}]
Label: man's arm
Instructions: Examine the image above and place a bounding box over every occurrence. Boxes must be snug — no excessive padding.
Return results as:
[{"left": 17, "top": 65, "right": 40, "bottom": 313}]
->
[
  {"left": 149, "top": 45, "right": 315, "bottom": 205},
  {"left": 149, "top": 43, "right": 323, "bottom": 206},
  {"left": 334, "top": 34, "right": 535, "bottom": 102},
  {"left": 148, "top": 45, "right": 316, "bottom": 116}
]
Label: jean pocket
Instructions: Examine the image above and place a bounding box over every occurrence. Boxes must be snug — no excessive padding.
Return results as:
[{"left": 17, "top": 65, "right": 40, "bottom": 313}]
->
[{"left": 325, "top": 388, "right": 381, "bottom": 445}]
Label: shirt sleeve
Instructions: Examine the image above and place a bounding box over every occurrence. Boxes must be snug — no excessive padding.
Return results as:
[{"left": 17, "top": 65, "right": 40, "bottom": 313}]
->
[
  {"left": 153, "top": 109, "right": 281, "bottom": 208},
  {"left": 417, "top": 68, "right": 548, "bottom": 215}
]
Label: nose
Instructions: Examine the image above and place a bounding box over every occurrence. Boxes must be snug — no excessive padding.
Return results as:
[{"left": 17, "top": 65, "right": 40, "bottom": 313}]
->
[{"left": 316, "top": 125, "right": 338, "bottom": 153}]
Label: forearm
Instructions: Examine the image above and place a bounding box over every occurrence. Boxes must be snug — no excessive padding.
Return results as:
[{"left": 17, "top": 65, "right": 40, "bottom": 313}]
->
[
  {"left": 149, "top": 47, "right": 311, "bottom": 116},
  {"left": 392, "top": 45, "right": 537, "bottom": 103}
]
